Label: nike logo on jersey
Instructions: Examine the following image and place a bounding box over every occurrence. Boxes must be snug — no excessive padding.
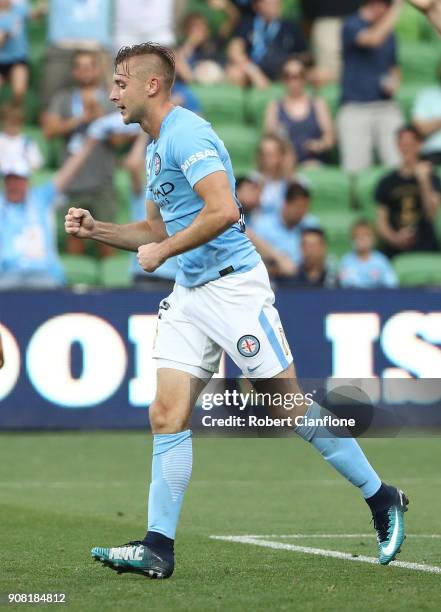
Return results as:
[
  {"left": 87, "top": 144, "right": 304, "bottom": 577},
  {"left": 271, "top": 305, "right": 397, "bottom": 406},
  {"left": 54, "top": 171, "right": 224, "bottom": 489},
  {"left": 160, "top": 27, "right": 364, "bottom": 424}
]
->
[
  {"left": 248, "top": 363, "right": 263, "bottom": 374},
  {"left": 109, "top": 546, "right": 144, "bottom": 561}
]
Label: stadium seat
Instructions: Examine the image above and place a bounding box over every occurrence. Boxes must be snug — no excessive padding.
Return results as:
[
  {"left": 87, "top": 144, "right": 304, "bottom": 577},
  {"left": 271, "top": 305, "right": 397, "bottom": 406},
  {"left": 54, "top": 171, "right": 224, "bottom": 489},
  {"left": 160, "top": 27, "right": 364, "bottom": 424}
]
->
[
  {"left": 215, "top": 124, "right": 260, "bottom": 173},
  {"left": 114, "top": 168, "right": 131, "bottom": 224},
  {"left": 315, "top": 210, "right": 358, "bottom": 257},
  {"left": 300, "top": 166, "right": 352, "bottom": 212},
  {"left": 190, "top": 84, "right": 245, "bottom": 125},
  {"left": 318, "top": 83, "right": 340, "bottom": 118},
  {"left": 354, "top": 167, "right": 386, "bottom": 218},
  {"left": 243, "top": 84, "right": 284, "bottom": 127},
  {"left": 60, "top": 255, "right": 100, "bottom": 286},
  {"left": 396, "top": 4, "right": 426, "bottom": 42},
  {"left": 397, "top": 82, "right": 425, "bottom": 120},
  {"left": 100, "top": 253, "right": 132, "bottom": 288},
  {"left": 399, "top": 41, "right": 441, "bottom": 84},
  {"left": 393, "top": 252, "right": 441, "bottom": 286}
]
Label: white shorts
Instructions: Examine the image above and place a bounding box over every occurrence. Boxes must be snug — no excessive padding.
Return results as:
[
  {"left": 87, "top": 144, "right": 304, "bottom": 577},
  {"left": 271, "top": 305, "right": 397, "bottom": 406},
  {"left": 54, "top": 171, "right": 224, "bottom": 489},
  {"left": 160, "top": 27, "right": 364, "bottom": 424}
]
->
[{"left": 152, "top": 261, "right": 293, "bottom": 379}]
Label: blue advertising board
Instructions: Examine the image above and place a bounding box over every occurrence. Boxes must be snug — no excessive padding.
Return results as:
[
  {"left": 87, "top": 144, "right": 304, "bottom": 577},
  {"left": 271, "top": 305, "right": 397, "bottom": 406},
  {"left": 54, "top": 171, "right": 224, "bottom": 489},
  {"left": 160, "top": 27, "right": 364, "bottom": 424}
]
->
[{"left": 1, "top": 288, "right": 440, "bottom": 429}]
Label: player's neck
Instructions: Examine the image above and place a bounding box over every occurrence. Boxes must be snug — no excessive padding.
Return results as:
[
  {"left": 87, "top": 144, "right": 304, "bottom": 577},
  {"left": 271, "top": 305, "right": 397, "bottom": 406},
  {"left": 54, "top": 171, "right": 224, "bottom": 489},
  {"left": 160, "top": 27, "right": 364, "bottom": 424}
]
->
[{"left": 140, "top": 101, "right": 175, "bottom": 140}]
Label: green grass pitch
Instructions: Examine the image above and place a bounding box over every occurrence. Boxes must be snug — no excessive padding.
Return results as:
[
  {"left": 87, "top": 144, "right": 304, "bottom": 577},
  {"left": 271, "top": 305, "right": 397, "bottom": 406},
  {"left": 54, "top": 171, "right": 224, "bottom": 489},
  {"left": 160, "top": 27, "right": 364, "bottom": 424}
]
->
[{"left": 1, "top": 433, "right": 441, "bottom": 611}]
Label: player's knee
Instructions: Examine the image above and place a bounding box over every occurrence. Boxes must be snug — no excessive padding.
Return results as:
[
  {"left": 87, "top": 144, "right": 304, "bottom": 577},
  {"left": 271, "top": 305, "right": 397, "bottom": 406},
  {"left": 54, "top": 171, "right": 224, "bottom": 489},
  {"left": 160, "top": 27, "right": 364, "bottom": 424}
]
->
[{"left": 149, "top": 399, "right": 188, "bottom": 434}]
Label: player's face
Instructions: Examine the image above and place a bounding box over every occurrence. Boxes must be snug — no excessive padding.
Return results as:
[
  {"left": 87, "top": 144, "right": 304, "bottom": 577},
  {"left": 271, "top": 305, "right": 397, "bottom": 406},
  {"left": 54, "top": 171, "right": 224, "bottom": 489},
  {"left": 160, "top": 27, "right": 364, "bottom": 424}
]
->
[
  {"left": 4, "top": 175, "right": 28, "bottom": 203},
  {"left": 110, "top": 61, "right": 149, "bottom": 125}
]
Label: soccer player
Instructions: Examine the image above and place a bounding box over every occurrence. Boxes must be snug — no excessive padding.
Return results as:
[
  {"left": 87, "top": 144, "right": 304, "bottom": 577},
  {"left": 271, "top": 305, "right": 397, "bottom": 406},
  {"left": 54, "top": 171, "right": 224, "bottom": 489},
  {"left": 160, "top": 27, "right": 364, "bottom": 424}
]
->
[
  {"left": 407, "top": 0, "right": 441, "bottom": 33},
  {"left": 65, "top": 43, "right": 408, "bottom": 579}
]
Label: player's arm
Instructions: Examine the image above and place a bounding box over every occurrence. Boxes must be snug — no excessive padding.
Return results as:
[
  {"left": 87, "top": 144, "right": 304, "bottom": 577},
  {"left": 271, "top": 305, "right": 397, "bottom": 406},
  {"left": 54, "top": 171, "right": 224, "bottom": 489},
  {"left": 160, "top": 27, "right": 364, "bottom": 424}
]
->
[
  {"left": 407, "top": 0, "right": 441, "bottom": 34},
  {"left": 356, "top": 0, "right": 403, "bottom": 47},
  {"left": 65, "top": 199, "right": 167, "bottom": 252},
  {"left": 0, "top": 333, "right": 4, "bottom": 369},
  {"left": 137, "top": 170, "right": 239, "bottom": 272}
]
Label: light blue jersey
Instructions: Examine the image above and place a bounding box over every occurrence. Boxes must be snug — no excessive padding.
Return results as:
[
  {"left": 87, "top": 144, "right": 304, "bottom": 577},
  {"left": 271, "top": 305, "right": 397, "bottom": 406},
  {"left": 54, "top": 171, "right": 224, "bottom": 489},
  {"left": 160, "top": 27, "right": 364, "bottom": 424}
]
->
[
  {"left": 0, "top": 182, "right": 65, "bottom": 283},
  {"left": 339, "top": 250, "right": 398, "bottom": 289},
  {"left": 130, "top": 189, "right": 178, "bottom": 281},
  {"left": 250, "top": 212, "right": 320, "bottom": 265},
  {"left": 0, "top": 4, "right": 29, "bottom": 63},
  {"left": 146, "top": 106, "right": 260, "bottom": 287}
]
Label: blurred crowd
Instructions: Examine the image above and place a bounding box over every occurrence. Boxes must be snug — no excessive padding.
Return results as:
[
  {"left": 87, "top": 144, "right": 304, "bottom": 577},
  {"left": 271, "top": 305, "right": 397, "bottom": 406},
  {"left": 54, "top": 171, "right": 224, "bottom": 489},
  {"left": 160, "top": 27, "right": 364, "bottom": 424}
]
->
[{"left": 0, "top": 0, "right": 440, "bottom": 291}]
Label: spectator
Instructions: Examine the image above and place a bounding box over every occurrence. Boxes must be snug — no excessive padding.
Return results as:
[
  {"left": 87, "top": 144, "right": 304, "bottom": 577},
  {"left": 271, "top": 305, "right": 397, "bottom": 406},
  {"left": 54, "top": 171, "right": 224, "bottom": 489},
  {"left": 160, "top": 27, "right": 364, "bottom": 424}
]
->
[
  {"left": 339, "top": 219, "right": 398, "bottom": 287},
  {"left": 249, "top": 182, "right": 321, "bottom": 278},
  {"left": 0, "top": 140, "right": 96, "bottom": 290},
  {"left": 375, "top": 125, "right": 441, "bottom": 258},
  {"left": 0, "top": 103, "right": 43, "bottom": 170},
  {"left": 124, "top": 133, "right": 178, "bottom": 289},
  {"left": 289, "top": 228, "right": 338, "bottom": 288},
  {"left": 300, "top": 0, "right": 363, "bottom": 85},
  {"left": 43, "top": 50, "right": 117, "bottom": 258},
  {"left": 252, "top": 133, "right": 295, "bottom": 217},
  {"left": 412, "top": 61, "right": 441, "bottom": 165},
  {"left": 226, "top": 0, "right": 307, "bottom": 88},
  {"left": 114, "top": 0, "right": 187, "bottom": 52},
  {"left": 177, "top": 13, "right": 225, "bottom": 85},
  {"left": 42, "top": 0, "right": 113, "bottom": 108},
  {"left": 186, "top": 1, "right": 242, "bottom": 41},
  {"left": 338, "top": 0, "right": 404, "bottom": 175},
  {"left": 0, "top": 0, "right": 32, "bottom": 104},
  {"left": 264, "top": 57, "right": 334, "bottom": 166},
  {"left": 236, "top": 175, "right": 261, "bottom": 223}
]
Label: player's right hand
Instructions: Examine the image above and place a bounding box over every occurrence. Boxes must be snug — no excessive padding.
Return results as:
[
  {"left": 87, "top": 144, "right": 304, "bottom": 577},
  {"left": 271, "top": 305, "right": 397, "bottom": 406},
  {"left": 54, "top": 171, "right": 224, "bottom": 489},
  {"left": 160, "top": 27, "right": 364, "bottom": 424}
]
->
[{"left": 65, "top": 207, "right": 96, "bottom": 238}]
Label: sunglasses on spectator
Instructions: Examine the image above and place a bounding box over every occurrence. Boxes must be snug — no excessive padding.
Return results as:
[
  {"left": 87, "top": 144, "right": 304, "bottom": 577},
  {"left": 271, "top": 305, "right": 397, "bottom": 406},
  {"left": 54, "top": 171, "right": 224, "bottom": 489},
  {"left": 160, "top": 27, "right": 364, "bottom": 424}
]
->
[{"left": 283, "top": 71, "right": 305, "bottom": 80}]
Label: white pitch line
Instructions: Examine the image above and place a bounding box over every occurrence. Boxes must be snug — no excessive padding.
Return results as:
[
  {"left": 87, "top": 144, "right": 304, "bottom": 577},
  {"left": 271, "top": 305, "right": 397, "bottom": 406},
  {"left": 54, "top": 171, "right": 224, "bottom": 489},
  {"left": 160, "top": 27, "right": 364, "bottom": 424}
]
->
[
  {"left": 210, "top": 535, "right": 441, "bottom": 575},
  {"left": 244, "top": 533, "right": 441, "bottom": 539}
]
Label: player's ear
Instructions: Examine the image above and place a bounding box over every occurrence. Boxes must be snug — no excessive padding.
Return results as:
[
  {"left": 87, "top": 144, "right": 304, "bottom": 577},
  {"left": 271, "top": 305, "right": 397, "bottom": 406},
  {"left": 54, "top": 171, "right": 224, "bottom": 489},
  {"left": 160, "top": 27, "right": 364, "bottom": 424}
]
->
[{"left": 146, "top": 76, "right": 160, "bottom": 97}]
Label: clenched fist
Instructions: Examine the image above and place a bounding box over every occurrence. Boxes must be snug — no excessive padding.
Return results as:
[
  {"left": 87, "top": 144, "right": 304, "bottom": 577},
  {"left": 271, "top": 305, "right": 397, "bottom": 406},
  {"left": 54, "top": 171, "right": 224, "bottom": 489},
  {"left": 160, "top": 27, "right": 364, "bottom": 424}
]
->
[
  {"left": 65, "top": 207, "right": 96, "bottom": 239},
  {"left": 137, "top": 242, "right": 168, "bottom": 273}
]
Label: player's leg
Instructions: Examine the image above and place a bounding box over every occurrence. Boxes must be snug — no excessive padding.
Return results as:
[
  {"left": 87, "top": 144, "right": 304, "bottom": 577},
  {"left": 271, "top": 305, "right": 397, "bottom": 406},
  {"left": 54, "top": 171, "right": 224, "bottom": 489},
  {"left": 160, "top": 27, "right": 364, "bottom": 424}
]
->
[
  {"left": 191, "top": 262, "right": 408, "bottom": 564},
  {"left": 91, "top": 365, "right": 211, "bottom": 578},
  {"left": 92, "top": 287, "right": 220, "bottom": 578}
]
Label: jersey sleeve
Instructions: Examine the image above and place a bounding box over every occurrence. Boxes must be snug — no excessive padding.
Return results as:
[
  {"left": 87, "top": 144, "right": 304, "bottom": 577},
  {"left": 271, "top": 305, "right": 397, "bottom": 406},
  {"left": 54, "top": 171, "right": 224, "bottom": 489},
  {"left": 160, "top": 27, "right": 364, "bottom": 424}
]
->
[{"left": 170, "top": 125, "right": 226, "bottom": 189}]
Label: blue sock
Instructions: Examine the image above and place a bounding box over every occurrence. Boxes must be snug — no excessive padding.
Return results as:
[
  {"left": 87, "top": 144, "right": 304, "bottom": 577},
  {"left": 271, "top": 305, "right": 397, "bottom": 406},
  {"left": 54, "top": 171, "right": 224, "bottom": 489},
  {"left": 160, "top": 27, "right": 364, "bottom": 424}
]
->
[
  {"left": 144, "top": 430, "right": 192, "bottom": 561},
  {"left": 295, "top": 403, "right": 381, "bottom": 499}
]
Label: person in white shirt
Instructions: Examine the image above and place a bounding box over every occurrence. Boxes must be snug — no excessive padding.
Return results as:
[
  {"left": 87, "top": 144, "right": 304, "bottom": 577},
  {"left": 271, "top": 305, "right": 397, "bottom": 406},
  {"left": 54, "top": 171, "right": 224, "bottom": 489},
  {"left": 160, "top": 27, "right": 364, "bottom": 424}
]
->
[{"left": 0, "top": 104, "right": 43, "bottom": 171}]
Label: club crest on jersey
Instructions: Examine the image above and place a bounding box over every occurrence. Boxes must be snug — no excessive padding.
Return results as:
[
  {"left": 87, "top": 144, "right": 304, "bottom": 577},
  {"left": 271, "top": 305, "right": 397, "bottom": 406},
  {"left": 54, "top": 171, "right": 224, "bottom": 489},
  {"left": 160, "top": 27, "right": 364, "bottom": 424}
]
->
[
  {"left": 154, "top": 153, "right": 161, "bottom": 175},
  {"left": 237, "top": 335, "right": 260, "bottom": 357}
]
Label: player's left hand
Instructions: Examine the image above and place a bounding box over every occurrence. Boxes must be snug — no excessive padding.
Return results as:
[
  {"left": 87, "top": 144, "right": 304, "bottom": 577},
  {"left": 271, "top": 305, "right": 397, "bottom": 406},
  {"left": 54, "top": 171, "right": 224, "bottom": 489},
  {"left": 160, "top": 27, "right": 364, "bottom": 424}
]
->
[{"left": 137, "top": 242, "right": 168, "bottom": 273}]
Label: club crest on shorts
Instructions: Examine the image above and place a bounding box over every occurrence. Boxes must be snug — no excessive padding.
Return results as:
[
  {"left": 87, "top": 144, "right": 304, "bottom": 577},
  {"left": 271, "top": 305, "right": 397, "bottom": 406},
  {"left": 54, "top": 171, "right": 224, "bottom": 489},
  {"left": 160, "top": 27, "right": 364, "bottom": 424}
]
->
[
  {"left": 154, "top": 153, "right": 161, "bottom": 175},
  {"left": 237, "top": 335, "right": 260, "bottom": 357}
]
